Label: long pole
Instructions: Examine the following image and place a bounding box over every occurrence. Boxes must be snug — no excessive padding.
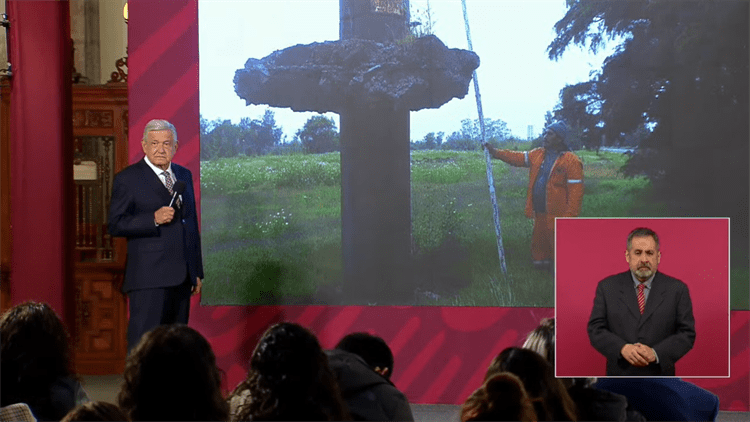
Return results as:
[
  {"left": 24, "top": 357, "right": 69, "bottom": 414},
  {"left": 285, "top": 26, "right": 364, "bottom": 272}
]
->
[{"left": 461, "top": 0, "right": 507, "bottom": 275}]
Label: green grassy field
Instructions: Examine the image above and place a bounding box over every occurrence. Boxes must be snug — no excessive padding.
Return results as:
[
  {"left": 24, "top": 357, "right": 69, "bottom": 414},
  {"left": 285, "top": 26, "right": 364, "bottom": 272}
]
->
[{"left": 199, "top": 149, "right": 747, "bottom": 308}]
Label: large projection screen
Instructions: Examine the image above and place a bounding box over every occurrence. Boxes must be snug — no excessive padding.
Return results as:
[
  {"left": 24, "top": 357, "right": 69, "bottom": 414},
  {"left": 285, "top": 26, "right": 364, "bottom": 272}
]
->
[{"left": 197, "top": 0, "right": 749, "bottom": 308}]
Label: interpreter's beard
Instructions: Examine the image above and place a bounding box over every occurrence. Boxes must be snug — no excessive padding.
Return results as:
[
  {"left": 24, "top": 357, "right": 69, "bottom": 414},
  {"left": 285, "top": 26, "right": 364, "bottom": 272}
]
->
[{"left": 634, "top": 265, "right": 654, "bottom": 280}]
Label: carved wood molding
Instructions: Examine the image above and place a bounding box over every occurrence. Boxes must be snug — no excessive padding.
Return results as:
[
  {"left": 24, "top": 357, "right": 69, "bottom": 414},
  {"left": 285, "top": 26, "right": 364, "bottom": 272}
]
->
[
  {"left": 73, "top": 267, "right": 126, "bottom": 374},
  {"left": 73, "top": 109, "right": 114, "bottom": 128},
  {"left": 108, "top": 56, "right": 128, "bottom": 83}
]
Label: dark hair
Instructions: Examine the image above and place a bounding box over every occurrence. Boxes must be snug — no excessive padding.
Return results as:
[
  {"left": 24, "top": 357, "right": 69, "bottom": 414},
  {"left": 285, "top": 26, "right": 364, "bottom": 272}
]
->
[
  {"left": 486, "top": 347, "right": 577, "bottom": 421},
  {"left": 335, "top": 332, "right": 394, "bottom": 378},
  {"left": 627, "top": 227, "right": 660, "bottom": 250},
  {"left": 117, "top": 324, "right": 228, "bottom": 421},
  {"left": 61, "top": 401, "right": 129, "bottom": 422},
  {"left": 230, "top": 322, "right": 350, "bottom": 421},
  {"left": 522, "top": 317, "right": 555, "bottom": 364},
  {"left": 0, "top": 301, "right": 75, "bottom": 419},
  {"left": 461, "top": 372, "right": 538, "bottom": 421}
]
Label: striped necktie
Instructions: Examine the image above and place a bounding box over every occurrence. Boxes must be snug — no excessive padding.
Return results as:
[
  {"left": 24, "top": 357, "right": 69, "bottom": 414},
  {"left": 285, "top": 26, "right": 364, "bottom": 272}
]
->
[
  {"left": 637, "top": 283, "right": 646, "bottom": 314},
  {"left": 162, "top": 171, "right": 180, "bottom": 207},
  {"left": 162, "top": 171, "right": 174, "bottom": 194}
]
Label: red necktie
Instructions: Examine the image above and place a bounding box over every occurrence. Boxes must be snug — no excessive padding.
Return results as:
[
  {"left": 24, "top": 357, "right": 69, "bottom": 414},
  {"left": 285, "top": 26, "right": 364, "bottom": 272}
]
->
[{"left": 637, "top": 283, "right": 646, "bottom": 314}]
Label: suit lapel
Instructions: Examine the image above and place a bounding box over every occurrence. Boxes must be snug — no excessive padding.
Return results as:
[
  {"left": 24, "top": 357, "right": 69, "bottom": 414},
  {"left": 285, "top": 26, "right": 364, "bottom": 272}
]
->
[
  {"left": 618, "top": 272, "right": 642, "bottom": 320},
  {"left": 136, "top": 159, "right": 172, "bottom": 202},
  {"left": 171, "top": 164, "right": 188, "bottom": 214},
  {"left": 639, "top": 272, "right": 666, "bottom": 328}
]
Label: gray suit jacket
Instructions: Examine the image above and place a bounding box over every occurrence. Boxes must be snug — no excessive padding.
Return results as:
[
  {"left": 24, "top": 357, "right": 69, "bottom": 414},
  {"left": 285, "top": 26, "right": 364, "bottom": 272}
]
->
[{"left": 587, "top": 271, "right": 696, "bottom": 376}]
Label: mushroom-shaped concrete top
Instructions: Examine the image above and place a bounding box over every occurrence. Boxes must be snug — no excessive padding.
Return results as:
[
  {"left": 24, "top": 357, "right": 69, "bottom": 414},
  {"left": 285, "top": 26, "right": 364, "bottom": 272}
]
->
[{"left": 234, "top": 35, "right": 480, "bottom": 113}]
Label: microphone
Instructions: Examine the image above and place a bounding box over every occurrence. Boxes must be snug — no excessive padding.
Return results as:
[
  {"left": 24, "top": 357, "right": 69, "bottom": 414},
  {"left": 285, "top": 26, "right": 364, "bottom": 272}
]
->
[{"left": 169, "top": 180, "right": 186, "bottom": 207}]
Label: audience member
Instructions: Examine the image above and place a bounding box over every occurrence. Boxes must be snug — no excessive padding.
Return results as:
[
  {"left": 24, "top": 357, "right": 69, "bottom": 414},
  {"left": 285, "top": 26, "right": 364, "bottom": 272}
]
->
[
  {"left": 595, "top": 378, "right": 720, "bottom": 421},
  {"left": 526, "top": 316, "right": 718, "bottom": 421},
  {"left": 335, "top": 332, "right": 394, "bottom": 378},
  {"left": 61, "top": 401, "right": 128, "bottom": 422},
  {"left": 0, "top": 403, "right": 37, "bottom": 422},
  {"left": 486, "top": 347, "right": 576, "bottom": 421},
  {"left": 228, "top": 322, "right": 350, "bottom": 421},
  {"left": 117, "top": 324, "right": 228, "bottom": 421},
  {"left": 522, "top": 317, "right": 646, "bottom": 421},
  {"left": 461, "top": 372, "right": 538, "bottom": 421},
  {"left": 522, "top": 317, "right": 555, "bottom": 364},
  {"left": 0, "top": 301, "right": 89, "bottom": 421},
  {"left": 327, "top": 332, "right": 414, "bottom": 421}
]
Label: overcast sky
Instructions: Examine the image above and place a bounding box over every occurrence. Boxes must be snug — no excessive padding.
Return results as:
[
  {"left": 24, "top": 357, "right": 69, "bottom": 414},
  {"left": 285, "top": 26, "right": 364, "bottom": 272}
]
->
[{"left": 199, "top": 0, "right": 615, "bottom": 141}]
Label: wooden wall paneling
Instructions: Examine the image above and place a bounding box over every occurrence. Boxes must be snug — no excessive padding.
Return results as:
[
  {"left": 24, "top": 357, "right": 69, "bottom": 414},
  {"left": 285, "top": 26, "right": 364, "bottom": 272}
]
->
[
  {"left": 71, "top": 83, "right": 128, "bottom": 374},
  {"left": 73, "top": 265, "right": 127, "bottom": 374}
]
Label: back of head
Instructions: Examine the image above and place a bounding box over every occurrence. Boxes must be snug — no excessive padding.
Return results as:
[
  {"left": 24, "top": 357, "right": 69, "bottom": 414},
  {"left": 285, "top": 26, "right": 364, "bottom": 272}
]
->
[
  {"left": 335, "top": 332, "right": 394, "bottom": 378},
  {"left": 522, "top": 317, "right": 555, "bottom": 365},
  {"left": 0, "top": 301, "right": 73, "bottom": 418},
  {"left": 461, "top": 372, "right": 537, "bottom": 421},
  {"left": 522, "top": 318, "right": 595, "bottom": 390},
  {"left": 61, "top": 401, "right": 129, "bottom": 422},
  {"left": 118, "top": 324, "right": 228, "bottom": 421},
  {"left": 234, "top": 322, "right": 349, "bottom": 421},
  {"left": 487, "top": 347, "right": 576, "bottom": 421}
]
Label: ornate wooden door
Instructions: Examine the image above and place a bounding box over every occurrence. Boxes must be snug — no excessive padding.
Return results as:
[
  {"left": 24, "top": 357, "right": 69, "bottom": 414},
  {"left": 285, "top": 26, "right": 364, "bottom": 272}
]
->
[{"left": 71, "top": 83, "right": 129, "bottom": 374}]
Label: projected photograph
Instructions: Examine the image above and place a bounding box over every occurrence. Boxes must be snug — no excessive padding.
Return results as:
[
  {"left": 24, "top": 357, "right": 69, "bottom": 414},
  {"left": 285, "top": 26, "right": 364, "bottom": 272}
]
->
[
  {"left": 555, "top": 218, "right": 730, "bottom": 378},
  {"left": 198, "top": 0, "right": 749, "bottom": 307}
]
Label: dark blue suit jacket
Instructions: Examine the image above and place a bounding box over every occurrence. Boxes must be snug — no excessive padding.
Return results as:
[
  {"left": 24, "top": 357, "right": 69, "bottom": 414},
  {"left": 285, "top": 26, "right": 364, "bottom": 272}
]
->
[
  {"left": 588, "top": 271, "right": 696, "bottom": 376},
  {"left": 595, "top": 378, "right": 719, "bottom": 421},
  {"left": 108, "top": 158, "right": 203, "bottom": 292}
]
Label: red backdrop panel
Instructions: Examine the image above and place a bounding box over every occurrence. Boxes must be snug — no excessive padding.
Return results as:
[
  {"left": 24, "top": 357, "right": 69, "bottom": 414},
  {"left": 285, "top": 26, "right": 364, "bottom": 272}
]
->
[
  {"left": 556, "top": 218, "right": 730, "bottom": 377},
  {"left": 128, "top": 0, "right": 749, "bottom": 410},
  {"left": 8, "top": 0, "right": 73, "bottom": 317}
]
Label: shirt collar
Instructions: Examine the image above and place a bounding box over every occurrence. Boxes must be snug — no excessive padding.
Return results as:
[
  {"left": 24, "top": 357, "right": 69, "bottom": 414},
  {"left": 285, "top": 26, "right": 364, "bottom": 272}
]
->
[
  {"left": 144, "top": 156, "right": 172, "bottom": 177},
  {"left": 631, "top": 271, "right": 656, "bottom": 290}
]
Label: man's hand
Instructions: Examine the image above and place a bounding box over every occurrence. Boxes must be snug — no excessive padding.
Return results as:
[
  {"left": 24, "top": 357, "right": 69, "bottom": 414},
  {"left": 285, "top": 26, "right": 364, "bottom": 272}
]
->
[
  {"left": 190, "top": 277, "right": 203, "bottom": 296},
  {"left": 634, "top": 343, "right": 657, "bottom": 363},
  {"left": 154, "top": 206, "right": 175, "bottom": 225},
  {"left": 621, "top": 343, "right": 649, "bottom": 367},
  {"left": 192, "top": 278, "right": 202, "bottom": 296}
]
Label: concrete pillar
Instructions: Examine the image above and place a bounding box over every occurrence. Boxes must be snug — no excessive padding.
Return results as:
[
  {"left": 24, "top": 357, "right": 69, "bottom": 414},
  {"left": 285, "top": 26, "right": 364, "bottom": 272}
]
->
[
  {"left": 339, "top": 0, "right": 412, "bottom": 304},
  {"left": 340, "top": 103, "right": 412, "bottom": 303}
]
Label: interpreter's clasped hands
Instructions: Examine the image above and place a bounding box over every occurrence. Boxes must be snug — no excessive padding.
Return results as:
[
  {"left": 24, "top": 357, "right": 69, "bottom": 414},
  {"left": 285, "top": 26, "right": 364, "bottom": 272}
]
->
[{"left": 621, "top": 343, "right": 656, "bottom": 367}]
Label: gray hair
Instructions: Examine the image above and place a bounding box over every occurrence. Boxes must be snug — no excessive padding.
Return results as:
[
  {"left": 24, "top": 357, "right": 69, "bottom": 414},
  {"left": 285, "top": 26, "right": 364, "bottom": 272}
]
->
[
  {"left": 522, "top": 318, "right": 597, "bottom": 388},
  {"left": 522, "top": 317, "right": 554, "bottom": 364},
  {"left": 142, "top": 119, "right": 178, "bottom": 144},
  {"left": 627, "top": 227, "right": 660, "bottom": 251}
]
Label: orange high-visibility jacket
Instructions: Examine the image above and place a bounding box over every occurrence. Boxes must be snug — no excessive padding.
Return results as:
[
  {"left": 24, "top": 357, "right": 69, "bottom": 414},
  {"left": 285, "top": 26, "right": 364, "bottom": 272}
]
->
[{"left": 491, "top": 147, "right": 584, "bottom": 218}]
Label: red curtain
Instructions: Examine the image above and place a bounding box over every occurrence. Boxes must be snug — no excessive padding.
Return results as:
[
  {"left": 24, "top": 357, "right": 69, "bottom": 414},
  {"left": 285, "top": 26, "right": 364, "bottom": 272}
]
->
[{"left": 7, "top": 0, "right": 74, "bottom": 320}]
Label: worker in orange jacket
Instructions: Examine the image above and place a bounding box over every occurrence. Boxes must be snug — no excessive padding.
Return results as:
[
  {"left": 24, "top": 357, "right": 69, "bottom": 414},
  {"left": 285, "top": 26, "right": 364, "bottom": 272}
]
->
[{"left": 484, "top": 122, "right": 583, "bottom": 270}]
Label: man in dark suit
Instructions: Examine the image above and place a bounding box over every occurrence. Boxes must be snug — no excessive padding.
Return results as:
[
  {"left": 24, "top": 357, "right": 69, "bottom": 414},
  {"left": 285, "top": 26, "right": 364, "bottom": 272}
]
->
[
  {"left": 108, "top": 119, "right": 203, "bottom": 351},
  {"left": 587, "top": 227, "right": 695, "bottom": 376}
]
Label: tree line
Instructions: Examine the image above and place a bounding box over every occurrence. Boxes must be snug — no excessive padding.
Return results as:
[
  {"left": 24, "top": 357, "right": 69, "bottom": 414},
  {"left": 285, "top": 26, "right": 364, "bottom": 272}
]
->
[
  {"left": 201, "top": 111, "right": 341, "bottom": 160},
  {"left": 201, "top": 111, "right": 526, "bottom": 159}
]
